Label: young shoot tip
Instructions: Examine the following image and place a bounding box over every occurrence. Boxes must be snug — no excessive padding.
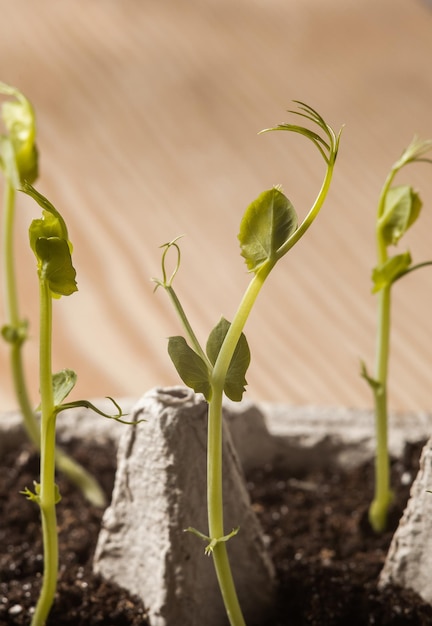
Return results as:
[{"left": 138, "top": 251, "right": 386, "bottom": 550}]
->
[{"left": 258, "top": 100, "right": 341, "bottom": 167}]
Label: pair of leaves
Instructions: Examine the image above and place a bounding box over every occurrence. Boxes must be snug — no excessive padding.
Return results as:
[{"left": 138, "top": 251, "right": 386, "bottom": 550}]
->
[
  {"left": 373, "top": 184, "right": 424, "bottom": 292},
  {"left": 378, "top": 185, "right": 422, "bottom": 247},
  {"left": 0, "top": 82, "right": 38, "bottom": 185},
  {"left": 168, "top": 317, "right": 250, "bottom": 402},
  {"left": 25, "top": 183, "right": 77, "bottom": 297},
  {"left": 238, "top": 187, "right": 298, "bottom": 273}
]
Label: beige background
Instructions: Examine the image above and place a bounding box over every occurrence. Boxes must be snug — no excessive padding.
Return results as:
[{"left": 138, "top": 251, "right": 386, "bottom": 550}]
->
[{"left": 1, "top": 0, "right": 432, "bottom": 413}]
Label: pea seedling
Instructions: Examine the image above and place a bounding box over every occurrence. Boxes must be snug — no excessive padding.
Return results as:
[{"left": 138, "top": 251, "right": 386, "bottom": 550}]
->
[
  {"left": 0, "top": 82, "right": 138, "bottom": 625},
  {"left": 361, "top": 137, "right": 432, "bottom": 533},
  {"left": 154, "top": 103, "right": 342, "bottom": 626},
  {"left": 0, "top": 82, "right": 107, "bottom": 506},
  {"left": 20, "top": 182, "right": 134, "bottom": 626}
]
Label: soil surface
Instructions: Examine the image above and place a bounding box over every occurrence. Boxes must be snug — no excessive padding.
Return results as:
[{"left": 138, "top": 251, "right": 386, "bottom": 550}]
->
[{"left": 1, "top": 437, "right": 432, "bottom": 625}]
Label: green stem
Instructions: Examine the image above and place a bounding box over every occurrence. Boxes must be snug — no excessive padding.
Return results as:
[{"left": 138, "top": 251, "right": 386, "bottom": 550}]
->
[
  {"left": 368, "top": 166, "right": 398, "bottom": 533},
  {"left": 206, "top": 268, "right": 271, "bottom": 626},
  {"left": 3, "top": 180, "right": 19, "bottom": 323},
  {"left": 369, "top": 284, "right": 392, "bottom": 532},
  {"left": 207, "top": 389, "right": 246, "bottom": 626},
  {"left": 277, "top": 155, "right": 336, "bottom": 259},
  {"left": 2, "top": 179, "right": 40, "bottom": 447},
  {"left": 31, "top": 278, "right": 58, "bottom": 626},
  {"left": 212, "top": 267, "right": 271, "bottom": 388}
]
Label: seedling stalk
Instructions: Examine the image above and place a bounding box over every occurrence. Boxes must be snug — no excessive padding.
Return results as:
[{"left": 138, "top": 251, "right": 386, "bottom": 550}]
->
[
  {"left": 363, "top": 138, "right": 432, "bottom": 532},
  {"left": 156, "top": 103, "right": 341, "bottom": 625}
]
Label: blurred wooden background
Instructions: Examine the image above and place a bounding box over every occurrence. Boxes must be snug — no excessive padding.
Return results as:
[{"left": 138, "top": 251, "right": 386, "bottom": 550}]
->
[{"left": 1, "top": 0, "right": 432, "bottom": 413}]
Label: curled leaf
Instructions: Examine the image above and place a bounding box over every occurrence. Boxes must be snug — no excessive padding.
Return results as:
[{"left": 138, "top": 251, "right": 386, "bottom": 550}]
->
[
  {"left": 0, "top": 82, "right": 38, "bottom": 184},
  {"left": 35, "top": 237, "right": 77, "bottom": 297},
  {"left": 238, "top": 187, "right": 298, "bottom": 273},
  {"left": 25, "top": 184, "right": 77, "bottom": 297},
  {"left": 23, "top": 182, "right": 70, "bottom": 248}
]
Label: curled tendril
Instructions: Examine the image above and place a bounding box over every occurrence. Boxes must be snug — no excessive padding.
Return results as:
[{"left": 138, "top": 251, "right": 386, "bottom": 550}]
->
[
  {"left": 54, "top": 396, "right": 144, "bottom": 425},
  {"left": 152, "top": 235, "right": 183, "bottom": 291}
]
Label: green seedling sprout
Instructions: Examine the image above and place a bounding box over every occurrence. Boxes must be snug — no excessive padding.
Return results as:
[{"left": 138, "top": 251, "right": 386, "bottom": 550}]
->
[
  {"left": 0, "top": 82, "right": 107, "bottom": 507},
  {"left": 21, "top": 182, "right": 134, "bottom": 626},
  {"left": 361, "top": 137, "right": 432, "bottom": 533},
  {"left": 154, "top": 102, "right": 342, "bottom": 626}
]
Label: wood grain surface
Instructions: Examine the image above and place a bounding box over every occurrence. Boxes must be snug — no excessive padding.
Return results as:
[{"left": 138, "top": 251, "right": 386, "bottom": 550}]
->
[{"left": 1, "top": 0, "right": 432, "bottom": 413}]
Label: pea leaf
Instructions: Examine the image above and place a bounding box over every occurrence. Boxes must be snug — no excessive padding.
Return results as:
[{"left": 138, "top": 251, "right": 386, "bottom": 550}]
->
[
  {"left": 378, "top": 185, "right": 422, "bottom": 246},
  {"left": 0, "top": 82, "right": 38, "bottom": 184},
  {"left": 372, "top": 251, "right": 412, "bottom": 292},
  {"left": 35, "top": 237, "right": 78, "bottom": 297},
  {"left": 238, "top": 187, "right": 298, "bottom": 273},
  {"left": 168, "top": 336, "right": 211, "bottom": 401},
  {"left": 206, "top": 317, "right": 250, "bottom": 402},
  {"left": 52, "top": 369, "right": 77, "bottom": 406}
]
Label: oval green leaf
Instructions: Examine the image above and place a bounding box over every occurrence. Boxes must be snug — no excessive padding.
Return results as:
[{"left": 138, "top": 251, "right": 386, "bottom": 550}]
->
[
  {"left": 206, "top": 317, "right": 250, "bottom": 402},
  {"left": 168, "top": 336, "right": 212, "bottom": 401},
  {"left": 52, "top": 369, "right": 77, "bottom": 406},
  {"left": 378, "top": 185, "right": 422, "bottom": 246},
  {"left": 238, "top": 187, "right": 298, "bottom": 273}
]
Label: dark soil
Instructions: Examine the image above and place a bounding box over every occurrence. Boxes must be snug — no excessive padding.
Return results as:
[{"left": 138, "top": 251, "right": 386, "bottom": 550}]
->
[{"left": 1, "top": 437, "right": 432, "bottom": 625}]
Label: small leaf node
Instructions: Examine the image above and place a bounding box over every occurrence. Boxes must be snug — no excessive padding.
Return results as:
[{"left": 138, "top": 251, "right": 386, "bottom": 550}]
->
[
  {"left": 360, "top": 361, "right": 382, "bottom": 393},
  {"left": 184, "top": 526, "right": 240, "bottom": 556},
  {"left": 20, "top": 481, "right": 41, "bottom": 504}
]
